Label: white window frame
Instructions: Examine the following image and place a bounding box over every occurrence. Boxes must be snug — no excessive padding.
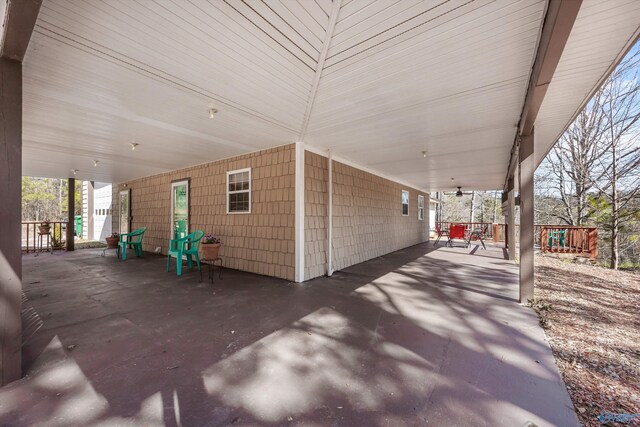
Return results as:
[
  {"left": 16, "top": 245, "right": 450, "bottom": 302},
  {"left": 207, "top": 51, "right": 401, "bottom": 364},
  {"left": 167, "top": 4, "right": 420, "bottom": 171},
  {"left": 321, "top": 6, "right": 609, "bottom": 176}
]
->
[
  {"left": 418, "top": 195, "right": 424, "bottom": 221},
  {"left": 402, "top": 190, "right": 409, "bottom": 216},
  {"left": 226, "top": 167, "right": 252, "bottom": 214}
]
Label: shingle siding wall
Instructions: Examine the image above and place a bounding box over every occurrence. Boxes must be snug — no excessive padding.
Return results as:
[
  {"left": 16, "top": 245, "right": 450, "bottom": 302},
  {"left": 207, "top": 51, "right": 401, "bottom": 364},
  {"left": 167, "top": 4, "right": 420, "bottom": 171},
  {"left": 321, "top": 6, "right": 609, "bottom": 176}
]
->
[
  {"left": 304, "top": 151, "right": 328, "bottom": 280},
  {"left": 112, "top": 144, "right": 295, "bottom": 281},
  {"left": 332, "top": 161, "right": 429, "bottom": 271},
  {"left": 304, "top": 151, "right": 430, "bottom": 279},
  {"left": 110, "top": 145, "right": 427, "bottom": 282}
]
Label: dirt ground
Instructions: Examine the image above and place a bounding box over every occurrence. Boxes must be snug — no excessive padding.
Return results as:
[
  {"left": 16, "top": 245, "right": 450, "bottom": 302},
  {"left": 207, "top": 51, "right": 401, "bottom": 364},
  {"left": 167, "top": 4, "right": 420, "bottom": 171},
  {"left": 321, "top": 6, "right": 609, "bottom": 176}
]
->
[{"left": 535, "top": 255, "right": 639, "bottom": 427}]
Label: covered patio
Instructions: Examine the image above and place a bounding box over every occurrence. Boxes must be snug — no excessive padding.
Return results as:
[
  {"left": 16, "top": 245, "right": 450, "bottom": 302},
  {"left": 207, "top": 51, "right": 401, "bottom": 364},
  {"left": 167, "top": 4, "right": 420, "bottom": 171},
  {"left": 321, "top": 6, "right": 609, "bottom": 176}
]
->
[
  {"left": 0, "top": 242, "right": 577, "bottom": 426},
  {"left": 2, "top": 1, "right": 640, "bottom": 423}
]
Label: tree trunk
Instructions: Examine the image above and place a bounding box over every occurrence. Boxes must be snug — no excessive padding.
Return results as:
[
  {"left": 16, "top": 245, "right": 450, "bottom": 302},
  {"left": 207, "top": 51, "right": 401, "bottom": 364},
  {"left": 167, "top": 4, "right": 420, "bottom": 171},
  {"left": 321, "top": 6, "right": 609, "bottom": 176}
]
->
[
  {"left": 59, "top": 178, "right": 63, "bottom": 218},
  {"left": 610, "top": 143, "right": 619, "bottom": 270},
  {"left": 492, "top": 191, "right": 497, "bottom": 223},
  {"left": 469, "top": 191, "right": 475, "bottom": 223}
]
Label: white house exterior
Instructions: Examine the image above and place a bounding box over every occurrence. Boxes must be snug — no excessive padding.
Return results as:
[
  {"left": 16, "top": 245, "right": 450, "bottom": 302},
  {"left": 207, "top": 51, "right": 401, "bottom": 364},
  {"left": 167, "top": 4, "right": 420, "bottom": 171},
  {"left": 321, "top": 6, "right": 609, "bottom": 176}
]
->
[{"left": 81, "top": 181, "right": 112, "bottom": 242}]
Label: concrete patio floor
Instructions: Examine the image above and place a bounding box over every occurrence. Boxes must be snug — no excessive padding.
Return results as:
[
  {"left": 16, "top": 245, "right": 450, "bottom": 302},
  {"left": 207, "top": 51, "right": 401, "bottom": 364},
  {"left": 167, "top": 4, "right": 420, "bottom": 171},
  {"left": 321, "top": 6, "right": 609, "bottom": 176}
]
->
[{"left": 0, "top": 242, "right": 578, "bottom": 427}]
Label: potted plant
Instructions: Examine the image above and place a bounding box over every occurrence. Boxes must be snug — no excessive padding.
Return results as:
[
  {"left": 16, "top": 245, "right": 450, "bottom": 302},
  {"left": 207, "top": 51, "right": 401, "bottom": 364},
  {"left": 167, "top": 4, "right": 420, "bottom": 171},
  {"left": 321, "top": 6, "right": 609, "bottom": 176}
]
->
[
  {"left": 38, "top": 221, "right": 51, "bottom": 234},
  {"left": 200, "top": 234, "right": 221, "bottom": 259},
  {"left": 106, "top": 232, "right": 119, "bottom": 249}
]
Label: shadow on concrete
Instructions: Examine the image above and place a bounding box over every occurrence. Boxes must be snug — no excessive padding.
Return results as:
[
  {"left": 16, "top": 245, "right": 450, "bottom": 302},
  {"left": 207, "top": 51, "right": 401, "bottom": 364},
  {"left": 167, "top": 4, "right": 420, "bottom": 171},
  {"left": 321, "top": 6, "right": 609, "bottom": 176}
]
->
[{"left": 0, "top": 242, "right": 578, "bottom": 426}]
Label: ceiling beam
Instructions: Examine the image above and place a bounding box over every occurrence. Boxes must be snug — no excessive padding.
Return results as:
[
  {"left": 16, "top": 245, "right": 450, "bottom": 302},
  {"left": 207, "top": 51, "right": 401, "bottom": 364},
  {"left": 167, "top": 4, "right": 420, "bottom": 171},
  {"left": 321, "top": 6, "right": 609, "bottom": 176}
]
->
[
  {"left": 519, "top": 0, "right": 582, "bottom": 136},
  {"left": 298, "top": 0, "right": 342, "bottom": 141},
  {"left": 503, "top": 0, "right": 582, "bottom": 190},
  {"left": 1, "top": 0, "right": 42, "bottom": 62}
]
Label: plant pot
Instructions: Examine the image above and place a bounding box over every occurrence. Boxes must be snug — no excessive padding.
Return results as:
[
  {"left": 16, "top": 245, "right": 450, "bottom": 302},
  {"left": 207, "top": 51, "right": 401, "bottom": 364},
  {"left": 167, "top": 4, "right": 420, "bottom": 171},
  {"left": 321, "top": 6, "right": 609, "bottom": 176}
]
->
[
  {"left": 105, "top": 236, "right": 119, "bottom": 249},
  {"left": 38, "top": 225, "right": 51, "bottom": 234},
  {"left": 200, "top": 243, "right": 221, "bottom": 260}
]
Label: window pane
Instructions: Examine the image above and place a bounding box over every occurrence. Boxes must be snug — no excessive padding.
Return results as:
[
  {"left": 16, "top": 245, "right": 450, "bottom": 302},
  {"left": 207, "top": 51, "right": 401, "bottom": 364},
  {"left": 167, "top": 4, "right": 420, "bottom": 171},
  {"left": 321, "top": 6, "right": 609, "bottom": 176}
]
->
[
  {"left": 228, "top": 170, "right": 251, "bottom": 212},
  {"left": 402, "top": 204, "right": 408, "bottom": 215},
  {"left": 229, "top": 191, "right": 250, "bottom": 212}
]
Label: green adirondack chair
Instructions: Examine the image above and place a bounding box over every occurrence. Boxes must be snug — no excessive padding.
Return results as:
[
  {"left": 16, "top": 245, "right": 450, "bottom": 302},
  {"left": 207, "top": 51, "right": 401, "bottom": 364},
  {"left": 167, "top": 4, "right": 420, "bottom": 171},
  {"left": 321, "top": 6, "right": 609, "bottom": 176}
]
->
[
  {"left": 548, "top": 229, "right": 566, "bottom": 248},
  {"left": 118, "top": 227, "right": 147, "bottom": 260},
  {"left": 167, "top": 230, "right": 204, "bottom": 276}
]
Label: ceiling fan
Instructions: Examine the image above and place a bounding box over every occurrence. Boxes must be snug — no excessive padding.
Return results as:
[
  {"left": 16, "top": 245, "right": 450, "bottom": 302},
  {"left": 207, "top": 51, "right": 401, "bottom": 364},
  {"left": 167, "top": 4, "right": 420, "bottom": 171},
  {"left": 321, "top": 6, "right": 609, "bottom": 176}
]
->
[{"left": 451, "top": 186, "right": 474, "bottom": 197}]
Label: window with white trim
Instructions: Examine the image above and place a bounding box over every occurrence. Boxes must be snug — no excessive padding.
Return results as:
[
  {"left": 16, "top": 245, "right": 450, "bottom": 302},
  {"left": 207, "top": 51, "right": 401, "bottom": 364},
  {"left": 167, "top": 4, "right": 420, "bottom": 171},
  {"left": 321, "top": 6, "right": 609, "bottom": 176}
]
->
[
  {"left": 402, "top": 190, "right": 409, "bottom": 216},
  {"left": 418, "top": 195, "right": 424, "bottom": 221},
  {"left": 227, "top": 168, "right": 251, "bottom": 213}
]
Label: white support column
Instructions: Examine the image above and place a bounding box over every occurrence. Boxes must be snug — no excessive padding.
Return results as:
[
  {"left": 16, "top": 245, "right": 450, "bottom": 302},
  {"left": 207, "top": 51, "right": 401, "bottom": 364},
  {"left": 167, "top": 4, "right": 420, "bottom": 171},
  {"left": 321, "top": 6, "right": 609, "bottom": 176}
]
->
[
  {"left": 519, "top": 131, "right": 535, "bottom": 303},
  {"left": 86, "top": 181, "right": 94, "bottom": 240},
  {"left": 327, "top": 149, "right": 333, "bottom": 276},
  {"left": 294, "top": 141, "right": 305, "bottom": 282},
  {"left": 507, "top": 178, "right": 516, "bottom": 261}
]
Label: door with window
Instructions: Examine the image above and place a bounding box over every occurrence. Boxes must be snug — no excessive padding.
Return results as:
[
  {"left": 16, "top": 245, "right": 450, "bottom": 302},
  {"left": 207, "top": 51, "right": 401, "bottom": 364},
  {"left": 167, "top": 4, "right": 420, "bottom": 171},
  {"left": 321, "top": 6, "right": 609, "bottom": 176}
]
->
[
  {"left": 171, "top": 180, "right": 189, "bottom": 240},
  {"left": 119, "top": 189, "right": 131, "bottom": 235}
]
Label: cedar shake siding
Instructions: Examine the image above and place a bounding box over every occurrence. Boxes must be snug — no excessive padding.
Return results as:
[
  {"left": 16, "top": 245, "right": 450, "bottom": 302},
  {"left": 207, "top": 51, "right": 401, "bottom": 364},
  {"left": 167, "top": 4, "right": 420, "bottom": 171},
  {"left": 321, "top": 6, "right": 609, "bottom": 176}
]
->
[
  {"left": 112, "top": 145, "right": 428, "bottom": 282},
  {"left": 304, "top": 151, "right": 329, "bottom": 280},
  {"left": 113, "top": 145, "right": 296, "bottom": 281},
  {"left": 304, "top": 151, "right": 429, "bottom": 280}
]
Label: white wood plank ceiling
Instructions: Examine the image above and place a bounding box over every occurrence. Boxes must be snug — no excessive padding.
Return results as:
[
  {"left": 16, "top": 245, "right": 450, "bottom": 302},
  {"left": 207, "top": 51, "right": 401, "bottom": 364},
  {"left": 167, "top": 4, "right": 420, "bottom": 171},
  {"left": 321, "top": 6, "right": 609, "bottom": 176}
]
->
[
  {"left": 21, "top": 0, "right": 640, "bottom": 191},
  {"left": 535, "top": 0, "right": 640, "bottom": 166}
]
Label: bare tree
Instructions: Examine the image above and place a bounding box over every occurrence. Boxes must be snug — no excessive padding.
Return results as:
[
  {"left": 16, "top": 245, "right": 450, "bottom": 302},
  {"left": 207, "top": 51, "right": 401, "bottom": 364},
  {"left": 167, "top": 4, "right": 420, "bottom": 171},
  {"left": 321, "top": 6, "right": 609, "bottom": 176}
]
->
[
  {"left": 537, "top": 47, "right": 640, "bottom": 268},
  {"left": 589, "top": 50, "right": 640, "bottom": 269},
  {"left": 541, "top": 86, "right": 610, "bottom": 225}
]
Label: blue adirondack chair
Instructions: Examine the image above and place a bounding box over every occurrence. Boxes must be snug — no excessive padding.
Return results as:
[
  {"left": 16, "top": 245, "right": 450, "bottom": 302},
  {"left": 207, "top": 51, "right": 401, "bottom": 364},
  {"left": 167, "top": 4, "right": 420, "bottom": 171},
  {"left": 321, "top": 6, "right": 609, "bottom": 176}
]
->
[
  {"left": 167, "top": 230, "right": 204, "bottom": 276},
  {"left": 118, "top": 227, "right": 147, "bottom": 260}
]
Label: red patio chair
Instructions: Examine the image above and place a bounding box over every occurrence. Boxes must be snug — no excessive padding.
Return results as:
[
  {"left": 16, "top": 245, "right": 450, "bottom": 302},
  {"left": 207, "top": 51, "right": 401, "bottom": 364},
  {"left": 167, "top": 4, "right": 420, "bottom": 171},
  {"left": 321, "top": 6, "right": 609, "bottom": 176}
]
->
[
  {"left": 448, "top": 224, "right": 467, "bottom": 247},
  {"left": 434, "top": 223, "right": 449, "bottom": 246},
  {"left": 466, "top": 224, "right": 488, "bottom": 249}
]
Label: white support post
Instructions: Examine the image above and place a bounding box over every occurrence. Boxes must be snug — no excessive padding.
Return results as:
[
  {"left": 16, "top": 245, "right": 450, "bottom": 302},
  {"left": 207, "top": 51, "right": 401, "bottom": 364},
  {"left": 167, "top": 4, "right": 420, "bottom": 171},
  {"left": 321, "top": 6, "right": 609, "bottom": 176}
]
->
[
  {"left": 294, "top": 141, "right": 305, "bottom": 282},
  {"left": 327, "top": 149, "right": 333, "bottom": 276},
  {"left": 507, "top": 178, "right": 516, "bottom": 261},
  {"left": 519, "top": 131, "right": 535, "bottom": 303},
  {"left": 426, "top": 194, "right": 431, "bottom": 239}
]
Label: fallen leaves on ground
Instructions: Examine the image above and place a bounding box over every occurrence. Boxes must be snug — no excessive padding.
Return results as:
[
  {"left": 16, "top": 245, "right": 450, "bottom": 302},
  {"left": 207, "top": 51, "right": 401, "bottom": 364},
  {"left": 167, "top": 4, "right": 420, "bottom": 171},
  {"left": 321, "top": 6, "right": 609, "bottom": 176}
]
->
[{"left": 535, "top": 255, "right": 639, "bottom": 427}]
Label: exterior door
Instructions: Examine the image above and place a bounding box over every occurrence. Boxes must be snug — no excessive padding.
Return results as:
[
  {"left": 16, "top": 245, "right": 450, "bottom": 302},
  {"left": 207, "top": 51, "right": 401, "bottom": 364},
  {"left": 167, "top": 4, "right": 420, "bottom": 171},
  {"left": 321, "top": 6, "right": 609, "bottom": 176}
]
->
[
  {"left": 119, "top": 189, "right": 131, "bottom": 235},
  {"left": 171, "top": 180, "right": 189, "bottom": 240}
]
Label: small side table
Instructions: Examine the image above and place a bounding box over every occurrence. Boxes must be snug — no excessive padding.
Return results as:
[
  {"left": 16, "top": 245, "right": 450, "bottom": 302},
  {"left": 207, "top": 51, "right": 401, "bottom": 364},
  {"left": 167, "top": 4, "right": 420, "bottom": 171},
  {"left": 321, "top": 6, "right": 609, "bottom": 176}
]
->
[
  {"left": 200, "top": 257, "right": 223, "bottom": 284},
  {"left": 102, "top": 246, "right": 120, "bottom": 257},
  {"left": 36, "top": 232, "right": 52, "bottom": 256}
]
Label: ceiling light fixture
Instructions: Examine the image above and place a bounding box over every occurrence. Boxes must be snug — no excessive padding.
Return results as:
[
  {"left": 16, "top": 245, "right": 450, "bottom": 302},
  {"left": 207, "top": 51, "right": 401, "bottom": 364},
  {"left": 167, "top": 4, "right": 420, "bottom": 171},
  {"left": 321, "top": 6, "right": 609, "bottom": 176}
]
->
[
  {"left": 209, "top": 108, "right": 218, "bottom": 119},
  {"left": 93, "top": 160, "right": 99, "bottom": 167},
  {"left": 421, "top": 150, "right": 427, "bottom": 158},
  {"left": 71, "top": 169, "right": 78, "bottom": 175},
  {"left": 130, "top": 142, "right": 139, "bottom": 150},
  {"left": 456, "top": 186, "right": 463, "bottom": 197}
]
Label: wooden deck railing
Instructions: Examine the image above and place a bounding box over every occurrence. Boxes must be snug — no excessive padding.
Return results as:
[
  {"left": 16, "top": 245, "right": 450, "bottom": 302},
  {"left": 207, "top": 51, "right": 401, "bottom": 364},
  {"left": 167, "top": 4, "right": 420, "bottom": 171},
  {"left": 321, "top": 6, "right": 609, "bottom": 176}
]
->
[
  {"left": 539, "top": 226, "right": 598, "bottom": 260},
  {"left": 436, "top": 222, "right": 598, "bottom": 259},
  {"left": 22, "top": 221, "right": 68, "bottom": 253}
]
